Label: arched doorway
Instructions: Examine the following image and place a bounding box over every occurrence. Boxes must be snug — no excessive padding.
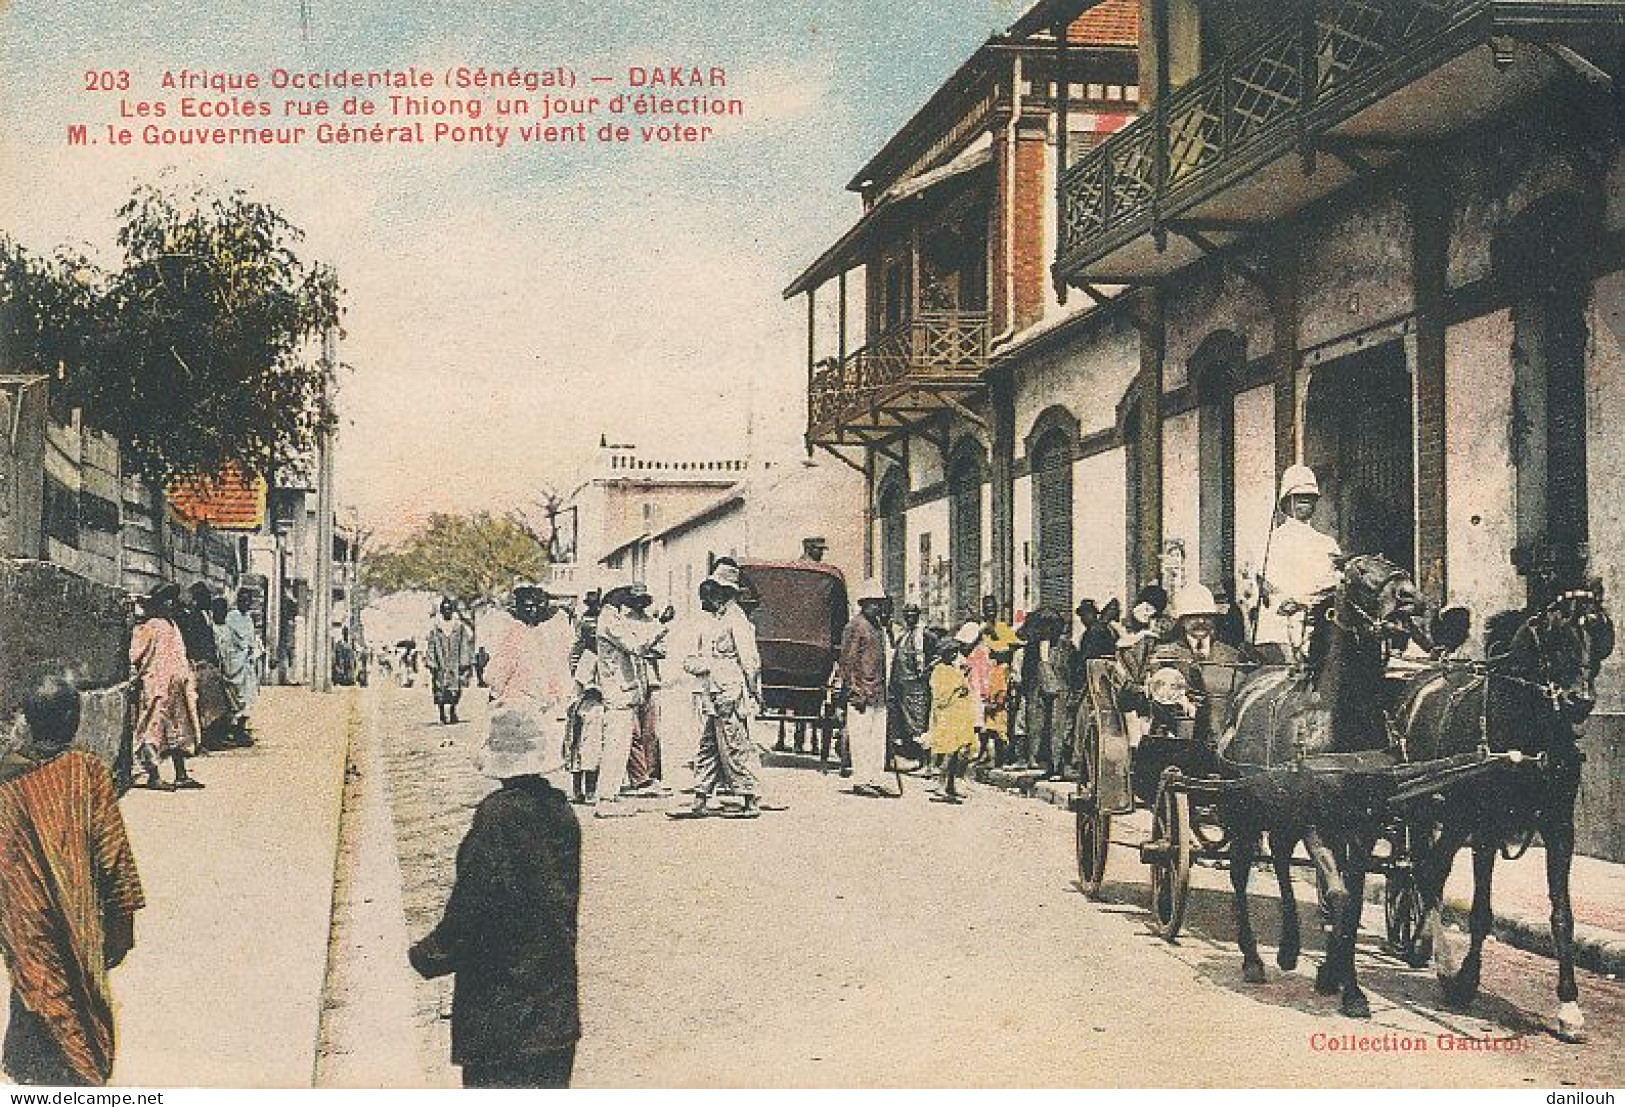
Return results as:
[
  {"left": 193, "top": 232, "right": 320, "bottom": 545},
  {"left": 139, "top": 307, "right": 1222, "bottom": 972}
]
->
[
  {"left": 1030, "top": 421, "right": 1075, "bottom": 616},
  {"left": 948, "top": 440, "right": 985, "bottom": 620},
  {"left": 1303, "top": 343, "right": 1415, "bottom": 573},
  {"left": 877, "top": 471, "right": 907, "bottom": 606}
]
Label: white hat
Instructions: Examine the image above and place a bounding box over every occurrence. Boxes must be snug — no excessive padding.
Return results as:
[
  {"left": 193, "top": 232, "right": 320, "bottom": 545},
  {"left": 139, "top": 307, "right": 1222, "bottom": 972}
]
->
[
  {"left": 705, "top": 562, "right": 742, "bottom": 591},
  {"left": 1278, "top": 463, "right": 1321, "bottom": 504},
  {"left": 1171, "top": 583, "right": 1219, "bottom": 619},
  {"left": 474, "top": 710, "right": 553, "bottom": 779},
  {"left": 954, "top": 620, "right": 982, "bottom": 647},
  {"left": 856, "top": 577, "right": 886, "bottom": 602}
]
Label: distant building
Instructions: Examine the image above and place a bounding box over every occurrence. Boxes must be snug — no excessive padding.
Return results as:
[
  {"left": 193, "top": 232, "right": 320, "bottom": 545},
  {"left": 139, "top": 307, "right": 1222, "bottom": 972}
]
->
[{"left": 555, "top": 436, "right": 751, "bottom": 594}]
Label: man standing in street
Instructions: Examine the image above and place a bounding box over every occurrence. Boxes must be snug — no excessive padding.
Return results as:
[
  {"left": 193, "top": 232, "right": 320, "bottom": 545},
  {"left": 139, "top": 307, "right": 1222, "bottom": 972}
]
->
[
  {"left": 673, "top": 567, "right": 772, "bottom": 818},
  {"left": 427, "top": 598, "right": 475, "bottom": 725},
  {"left": 623, "top": 584, "right": 674, "bottom": 797},
  {"left": 838, "top": 582, "right": 892, "bottom": 797},
  {"left": 1250, "top": 464, "right": 1342, "bottom": 665},
  {"left": 409, "top": 671, "right": 581, "bottom": 1088},
  {"left": 0, "top": 675, "right": 145, "bottom": 1086},
  {"left": 800, "top": 536, "right": 828, "bottom": 562},
  {"left": 592, "top": 583, "right": 670, "bottom": 816}
]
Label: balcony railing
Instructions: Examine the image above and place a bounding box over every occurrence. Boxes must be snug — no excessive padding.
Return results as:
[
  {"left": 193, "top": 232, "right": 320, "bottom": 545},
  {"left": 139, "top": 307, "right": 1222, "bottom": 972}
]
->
[
  {"left": 1057, "top": 0, "right": 1486, "bottom": 276},
  {"left": 808, "top": 310, "right": 990, "bottom": 438}
]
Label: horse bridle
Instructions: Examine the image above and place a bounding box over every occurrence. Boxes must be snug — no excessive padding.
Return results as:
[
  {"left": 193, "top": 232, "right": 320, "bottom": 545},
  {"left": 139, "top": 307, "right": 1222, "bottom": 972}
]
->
[{"left": 1323, "top": 557, "right": 1412, "bottom": 647}]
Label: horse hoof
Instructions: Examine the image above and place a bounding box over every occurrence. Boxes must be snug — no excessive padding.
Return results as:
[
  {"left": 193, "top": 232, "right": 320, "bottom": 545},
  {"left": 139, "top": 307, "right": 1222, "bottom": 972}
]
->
[
  {"left": 1554, "top": 1002, "right": 1588, "bottom": 1044},
  {"left": 1438, "top": 974, "right": 1479, "bottom": 1008},
  {"left": 1314, "top": 964, "right": 1340, "bottom": 996},
  {"left": 1243, "top": 961, "right": 1266, "bottom": 985},
  {"left": 1341, "top": 992, "right": 1372, "bottom": 1020},
  {"left": 1277, "top": 949, "right": 1300, "bottom": 972}
]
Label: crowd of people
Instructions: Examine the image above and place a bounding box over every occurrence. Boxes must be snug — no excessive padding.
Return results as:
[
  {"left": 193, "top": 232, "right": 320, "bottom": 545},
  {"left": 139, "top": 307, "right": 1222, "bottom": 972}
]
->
[
  {"left": 0, "top": 578, "right": 269, "bottom": 1085},
  {"left": 831, "top": 463, "right": 1473, "bottom": 800},
  {"left": 125, "top": 581, "right": 266, "bottom": 791}
]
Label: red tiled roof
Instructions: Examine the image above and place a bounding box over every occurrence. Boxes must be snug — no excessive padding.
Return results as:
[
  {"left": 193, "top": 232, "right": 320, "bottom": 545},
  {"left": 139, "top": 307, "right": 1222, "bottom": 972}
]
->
[
  {"left": 167, "top": 465, "right": 266, "bottom": 530},
  {"left": 1069, "top": 0, "right": 1139, "bottom": 47}
]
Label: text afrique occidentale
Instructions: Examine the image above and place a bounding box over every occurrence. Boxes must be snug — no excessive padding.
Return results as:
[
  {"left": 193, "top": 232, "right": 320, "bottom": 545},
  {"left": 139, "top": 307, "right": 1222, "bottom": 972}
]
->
[{"left": 92, "top": 65, "right": 739, "bottom": 147}]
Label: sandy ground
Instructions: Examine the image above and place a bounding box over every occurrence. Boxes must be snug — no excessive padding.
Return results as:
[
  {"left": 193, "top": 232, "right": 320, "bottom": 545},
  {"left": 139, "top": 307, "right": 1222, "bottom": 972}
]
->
[{"left": 350, "top": 683, "right": 1625, "bottom": 1089}]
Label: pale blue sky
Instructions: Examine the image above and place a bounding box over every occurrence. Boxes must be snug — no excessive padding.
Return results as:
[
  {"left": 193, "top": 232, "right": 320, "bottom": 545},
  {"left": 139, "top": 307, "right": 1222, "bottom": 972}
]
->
[{"left": 1, "top": 0, "right": 1028, "bottom": 535}]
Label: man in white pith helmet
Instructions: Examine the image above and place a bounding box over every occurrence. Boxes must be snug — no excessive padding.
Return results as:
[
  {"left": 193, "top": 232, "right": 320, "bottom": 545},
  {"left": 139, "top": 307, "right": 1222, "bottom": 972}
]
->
[{"left": 1250, "top": 463, "right": 1342, "bottom": 663}]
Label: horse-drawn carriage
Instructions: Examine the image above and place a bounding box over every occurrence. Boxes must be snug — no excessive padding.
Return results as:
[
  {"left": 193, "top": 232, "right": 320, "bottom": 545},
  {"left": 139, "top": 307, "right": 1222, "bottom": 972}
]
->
[
  {"left": 736, "top": 559, "right": 849, "bottom": 763},
  {"left": 1067, "top": 553, "right": 1608, "bottom": 1030}
]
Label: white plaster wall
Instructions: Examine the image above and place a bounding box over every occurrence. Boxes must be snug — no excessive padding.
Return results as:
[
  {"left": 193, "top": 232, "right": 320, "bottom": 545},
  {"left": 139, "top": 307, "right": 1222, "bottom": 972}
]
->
[
  {"left": 1444, "top": 310, "right": 1522, "bottom": 657},
  {"left": 1163, "top": 266, "right": 1273, "bottom": 389},
  {"left": 1074, "top": 448, "right": 1126, "bottom": 607},
  {"left": 1298, "top": 192, "right": 1413, "bottom": 352},
  {"left": 910, "top": 436, "right": 945, "bottom": 493},
  {"left": 1013, "top": 472, "right": 1034, "bottom": 621},
  {"left": 1162, "top": 410, "right": 1200, "bottom": 587},
  {"left": 906, "top": 498, "right": 951, "bottom": 625},
  {"left": 653, "top": 509, "right": 745, "bottom": 621},
  {"left": 981, "top": 480, "right": 994, "bottom": 600},
  {"left": 1232, "top": 383, "right": 1277, "bottom": 580},
  {"left": 1587, "top": 271, "right": 1625, "bottom": 711},
  {"left": 1013, "top": 318, "right": 1138, "bottom": 443}
]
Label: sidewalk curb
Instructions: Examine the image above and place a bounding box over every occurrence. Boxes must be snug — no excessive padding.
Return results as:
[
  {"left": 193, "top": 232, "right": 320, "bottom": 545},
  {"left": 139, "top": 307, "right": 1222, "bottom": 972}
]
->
[{"left": 971, "top": 764, "right": 1625, "bottom": 978}]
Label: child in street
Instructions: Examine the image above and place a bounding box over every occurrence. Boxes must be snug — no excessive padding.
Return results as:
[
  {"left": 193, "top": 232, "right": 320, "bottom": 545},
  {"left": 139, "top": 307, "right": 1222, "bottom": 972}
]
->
[{"left": 926, "top": 637, "right": 977, "bottom": 803}]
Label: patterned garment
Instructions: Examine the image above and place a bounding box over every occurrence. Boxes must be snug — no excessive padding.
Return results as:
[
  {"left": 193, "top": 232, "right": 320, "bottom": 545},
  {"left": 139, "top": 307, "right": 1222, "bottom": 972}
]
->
[
  {"left": 0, "top": 751, "right": 144, "bottom": 1085},
  {"left": 129, "top": 616, "right": 200, "bottom": 757}
]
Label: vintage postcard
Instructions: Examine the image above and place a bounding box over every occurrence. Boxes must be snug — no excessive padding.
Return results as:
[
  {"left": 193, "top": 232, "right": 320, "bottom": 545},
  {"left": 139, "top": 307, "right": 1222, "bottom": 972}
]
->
[{"left": 1, "top": 0, "right": 1623, "bottom": 1095}]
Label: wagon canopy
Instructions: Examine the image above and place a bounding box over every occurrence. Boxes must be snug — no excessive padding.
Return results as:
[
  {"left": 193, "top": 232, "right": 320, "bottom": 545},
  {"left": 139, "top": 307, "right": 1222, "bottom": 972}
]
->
[{"left": 737, "top": 560, "right": 849, "bottom": 691}]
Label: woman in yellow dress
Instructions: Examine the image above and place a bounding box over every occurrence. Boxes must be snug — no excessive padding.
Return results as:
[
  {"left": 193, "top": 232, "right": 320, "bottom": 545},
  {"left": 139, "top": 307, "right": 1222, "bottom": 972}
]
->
[{"left": 927, "top": 638, "right": 978, "bottom": 803}]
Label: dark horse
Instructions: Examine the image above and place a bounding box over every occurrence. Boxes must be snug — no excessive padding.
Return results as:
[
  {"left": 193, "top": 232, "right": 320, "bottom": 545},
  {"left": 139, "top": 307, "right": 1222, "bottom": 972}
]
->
[
  {"left": 1214, "top": 553, "right": 1428, "bottom": 1018},
  {"left": 1393, "top": 581, "right": 1613, "bottom": 1041}
]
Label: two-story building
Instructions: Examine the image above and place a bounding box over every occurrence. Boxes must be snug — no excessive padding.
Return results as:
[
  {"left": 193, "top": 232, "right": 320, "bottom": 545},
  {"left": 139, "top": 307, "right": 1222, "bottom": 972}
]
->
[
  {"left": 787, "top": 0, "right": 1142, "bottom": 628},
  {"left": 791, "top": 0, "right": 1625, "bottom": 856}
]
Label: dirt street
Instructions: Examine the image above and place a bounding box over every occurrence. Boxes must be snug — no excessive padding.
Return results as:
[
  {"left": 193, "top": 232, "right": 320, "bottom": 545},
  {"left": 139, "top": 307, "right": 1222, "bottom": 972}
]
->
[{"left": 334, "top": 683, "right": 1624, "bottom": 1088}]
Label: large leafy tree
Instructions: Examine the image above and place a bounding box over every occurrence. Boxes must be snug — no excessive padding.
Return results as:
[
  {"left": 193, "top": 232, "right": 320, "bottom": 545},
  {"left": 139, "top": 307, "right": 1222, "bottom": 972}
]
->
[
  {"left": 363, "top": 512, "right": 550, "bottom": 621},
  {"left": 0, "top": 184, "right": 344, "bottom": 482}
]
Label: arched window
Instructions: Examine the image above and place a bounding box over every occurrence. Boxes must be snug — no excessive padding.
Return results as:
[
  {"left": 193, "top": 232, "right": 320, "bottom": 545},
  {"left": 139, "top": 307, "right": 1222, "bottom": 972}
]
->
[
  {"left": 877, "top": 471, "right": 907, "bottom": 606},
  {"left": 1027, "top": 409, "right": 1078, "bottom": 616},
  {"left": 948, "top": 440, "right": 986, "bottom": 620}
]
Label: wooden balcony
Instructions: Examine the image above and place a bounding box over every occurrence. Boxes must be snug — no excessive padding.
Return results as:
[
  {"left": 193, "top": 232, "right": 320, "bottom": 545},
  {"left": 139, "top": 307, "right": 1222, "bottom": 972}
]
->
[
  {"left": 1055, "top": 0, "right": 1625, "bottom": 285},
  {"left": 807, "top": 311, "right": 991, "bottom": 447}
]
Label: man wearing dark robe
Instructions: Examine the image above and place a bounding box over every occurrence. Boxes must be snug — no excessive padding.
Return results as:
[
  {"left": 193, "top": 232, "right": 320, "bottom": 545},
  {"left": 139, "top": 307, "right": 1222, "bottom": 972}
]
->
[
  {"left": 409, "top": 716, "right": 581, "bottom": 1087},
  {"left": 887, "top": 603, "right": 931, "bottom": 767},
  {"left": 0, "top": 676, "right": 144, "bottom": 1086}
]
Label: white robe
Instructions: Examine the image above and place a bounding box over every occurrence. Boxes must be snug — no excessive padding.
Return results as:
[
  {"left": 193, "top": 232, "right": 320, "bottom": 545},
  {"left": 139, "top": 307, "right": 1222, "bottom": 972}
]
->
[{"left": 1255, "top": 517, "right": 1342, "bottom": 647}]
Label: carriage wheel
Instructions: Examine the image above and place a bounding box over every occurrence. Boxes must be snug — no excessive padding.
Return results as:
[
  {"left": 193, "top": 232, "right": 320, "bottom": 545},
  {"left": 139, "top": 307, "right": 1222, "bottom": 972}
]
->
[
  {"left": 1148, "top": 779, "right": 1192, "bottom": 942},
  {"left": 1075, "top": 800, "right": 1111, "bottom": 898},
  {"left": 1075, "top": 720, "right": 1110, "bottom": 896},
  {"left": 1384, "top": 866, "right": 1426, "bottom": 963}
]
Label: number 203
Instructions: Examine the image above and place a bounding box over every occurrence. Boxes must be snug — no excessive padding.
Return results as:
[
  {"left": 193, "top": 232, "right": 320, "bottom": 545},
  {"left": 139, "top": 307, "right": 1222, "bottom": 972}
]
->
[{"left": 84, "top": 70, "right": 130, "bottom": 91}]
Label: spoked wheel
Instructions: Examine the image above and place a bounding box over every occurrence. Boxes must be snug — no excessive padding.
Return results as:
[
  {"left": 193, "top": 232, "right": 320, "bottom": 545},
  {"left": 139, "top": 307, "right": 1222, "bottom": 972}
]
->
[
  {"left": 1384, "top": 864, "right": 1427, "bottom": 964},
  {"left": 1075, "top": 720, "right": 1110, "bottom": 896},
  {"left": 1147, "top": 775, "right": 1192, "bottom": 942},
  {"left": 1075, "top": 800, "right": 1111, "bottom": 898}
]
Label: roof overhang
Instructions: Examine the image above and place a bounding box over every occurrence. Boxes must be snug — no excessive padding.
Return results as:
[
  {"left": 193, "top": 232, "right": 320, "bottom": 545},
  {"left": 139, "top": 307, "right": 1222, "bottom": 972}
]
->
[{"left": 784, "top": 146, "right": 994, "bottom": 299}]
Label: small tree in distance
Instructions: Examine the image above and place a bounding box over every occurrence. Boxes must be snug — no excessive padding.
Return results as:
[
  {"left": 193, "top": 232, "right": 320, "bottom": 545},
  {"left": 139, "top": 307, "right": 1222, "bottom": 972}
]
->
[{"left": 362, "top": 512, "right": 550, "bottom": 631}]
